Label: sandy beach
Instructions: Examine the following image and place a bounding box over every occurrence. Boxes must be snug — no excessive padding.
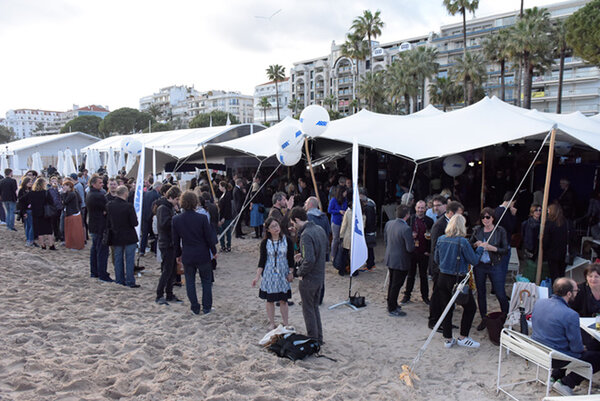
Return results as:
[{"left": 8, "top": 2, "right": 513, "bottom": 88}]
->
[{"left": 0, "top": 225, "right": 596, "bottom": 401}]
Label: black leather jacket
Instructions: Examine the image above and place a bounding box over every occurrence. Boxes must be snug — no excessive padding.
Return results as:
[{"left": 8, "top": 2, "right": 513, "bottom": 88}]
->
[{"left": 469, "top": 225, "right": 508, "bottom": 266}]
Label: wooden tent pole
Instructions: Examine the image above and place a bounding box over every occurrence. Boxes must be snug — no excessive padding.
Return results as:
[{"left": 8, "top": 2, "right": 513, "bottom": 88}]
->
[
  {"left": 304, "top": 137, "right": 322, "bottom": 211},
  {"left": 536, "top": 127, "right": 557, "bottom": 285},
  {"left": 202, "top": 145, "right": 218, "bottom": 205}
]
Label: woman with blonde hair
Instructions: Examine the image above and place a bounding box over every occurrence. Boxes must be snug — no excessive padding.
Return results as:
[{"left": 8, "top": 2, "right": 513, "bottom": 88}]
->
[
  {"left": 62, "top": 180, "right": 85, "bottom": 250},
  {"left": 432, "top": 214, "right": 484, "bottom": 349},
  {"left": 27, "top": 177, "right": 56, "bottom": 250}
]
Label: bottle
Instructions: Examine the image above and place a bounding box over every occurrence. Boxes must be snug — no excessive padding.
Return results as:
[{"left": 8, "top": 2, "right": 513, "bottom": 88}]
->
[{"left": 596, "top": 314, "right": 600, "bottom": 331}]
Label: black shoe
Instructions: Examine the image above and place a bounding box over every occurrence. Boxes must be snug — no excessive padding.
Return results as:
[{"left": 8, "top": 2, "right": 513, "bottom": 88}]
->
[
  {"left": 128, "top": 284, "right": 141, "bottom": 288},
  {"left": 192, "top": 309, "right": 200, "bottom": 315},
  {"left": 99, "top": 277, "right": 114, "bottom": 283},
  {"left": 41, "top": 245, "right": 47, "bottom": 250},
  {"left": 400, "top": 297, "right": 411, "bottom": 305},
  {"left": 32, "top": 243, "right": 40, "bottom": 248},
  {"left": 49, "top": 245, "right": 57, "bottom": 251},
  {"left": 221, "top": 246, "right": 227, "bottom": 252},
  {"left": 226, "top": 247, "right": 231, "bottom": 252},
  {"left": 90, "top": 274, "right": 99, "bottom": 278},
  {"left": 134, "top": 265, "right": 145, "bottom": 272},
  {"left": 173, "top": 282, "right": 182, "bottom": 287},
  {"left": 389, "top": 309, "right": 407, "bottom": 317},
  {"left": 287, "top": 301, "right": 294, "bottom": 306},
  {"left": 166, "top": 296, "right": 183, "bottom": 304},
  {"left": 476, "top": 319, "right": 487, "bottom": 331},
  {"left": 422, "top": 298, "right": 430, "bottom": 305},
  {"left": 236, "top": 235, "right": 245, "bottom": 239},
  {"left": 155, "top": 297, "right": 169, "bottom": 305}
]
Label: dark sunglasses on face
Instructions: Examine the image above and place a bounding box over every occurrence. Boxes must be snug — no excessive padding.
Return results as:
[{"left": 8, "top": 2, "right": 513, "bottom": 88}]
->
[
  {"left": 482, "top": 215, "right": 492, "bottom": 220},
  {"left": 535, "top": 208, "right": 542, "bottom": 212}
]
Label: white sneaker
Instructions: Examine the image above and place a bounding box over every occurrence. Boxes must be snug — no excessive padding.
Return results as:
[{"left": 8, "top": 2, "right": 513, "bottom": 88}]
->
[
  {"left": 0, "top": 221, "right": 6, "bottom": 225},
  {"left": 552, "top": 380, "right": 574, "bottom": 396},
  {"left": 444, "top": 338, "right": 456, "bottom": 348},
  {"left": 457, "top": 337, "right": 480, "bottom": 348}
]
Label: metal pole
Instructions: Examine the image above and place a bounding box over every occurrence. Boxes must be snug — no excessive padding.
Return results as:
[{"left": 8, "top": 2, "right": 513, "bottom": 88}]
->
[
  {"left": 536, "top": 128, "right": 557, "bottom": 285},
  {"left": 480, "top": 149, "right": 486, "bottom": 210},
  {"left": 304, "top": 137, "right": 322, "bottom": 211}
]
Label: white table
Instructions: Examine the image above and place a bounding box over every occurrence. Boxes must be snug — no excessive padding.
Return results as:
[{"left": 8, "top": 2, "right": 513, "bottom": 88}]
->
[
  {"left": 580, "top": 317, "right": 600, "bottom": 342},
  {"left": 565, "top": 257, "right": 591, "bottom": 279}
]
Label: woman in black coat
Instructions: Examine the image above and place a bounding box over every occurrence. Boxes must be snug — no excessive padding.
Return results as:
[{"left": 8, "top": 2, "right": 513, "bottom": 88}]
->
[
  {"left": 543, "top": 203, "right": 568, "bottom": 283},
  {"left": 218, "top": 181, "right": 233, "bottom": 252},
  {"left": 27, "top": 177, "right": 56, "bottom": 250}
]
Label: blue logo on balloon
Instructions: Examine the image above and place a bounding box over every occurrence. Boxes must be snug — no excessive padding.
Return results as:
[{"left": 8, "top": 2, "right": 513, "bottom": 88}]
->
[
  {"left": 295, "top": 130, "right": 302, "bottom": 138},
  {"left": 316, "top": 121, "right": 328, "bottom": 126},
  {"left": 281, "top": 141, "right": 290, "bottom": 149}
]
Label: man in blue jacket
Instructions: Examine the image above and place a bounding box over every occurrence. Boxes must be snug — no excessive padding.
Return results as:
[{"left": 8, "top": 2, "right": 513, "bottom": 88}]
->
[
  {"left": 172, "top": 190, "right": 217, "bottom": 315},
  {"left": 532, "top": 277, "right": 600, "bottom": 395}
]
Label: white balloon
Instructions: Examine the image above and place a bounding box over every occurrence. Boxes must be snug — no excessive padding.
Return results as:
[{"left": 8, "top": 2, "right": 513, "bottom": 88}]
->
[
  {"left": 443, "top": 155, "right": 467, "bottom": 177},
  {"left": 277, "top": 125, "right": 304, "bottom": 153},
  {"left": 276, "top": 147, "right": 302, "bottom": 167},
  {"left": 554, "top": 141, "right": 572, "bottom": 155},
  {"left": 300, "top": 105, "right": 330, "bottom": 137},
  {"left": 125, "top": 139, "right": 143, "bottom": 155},
  {"left": 120, "top": 138, "right": 129, "bottom": 152}
]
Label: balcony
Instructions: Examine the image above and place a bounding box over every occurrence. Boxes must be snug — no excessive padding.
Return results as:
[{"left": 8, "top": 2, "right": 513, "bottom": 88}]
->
[
  {"left": 533, "top": 69, "right": 600, "bottom": 85},
  {"left": 531, "top": 88, "right": 600, "bottom": 102}
]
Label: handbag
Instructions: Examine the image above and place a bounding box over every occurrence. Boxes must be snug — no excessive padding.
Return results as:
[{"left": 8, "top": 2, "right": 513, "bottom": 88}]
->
[
  {"left": 101, "top": 228, "right": 112, "bottom": 246},
  {"left": 44, "top": 203, "right": 58, "bottom": 218},
  {"left": 349, "top": 292, "right": 366, "bottom": 308}
]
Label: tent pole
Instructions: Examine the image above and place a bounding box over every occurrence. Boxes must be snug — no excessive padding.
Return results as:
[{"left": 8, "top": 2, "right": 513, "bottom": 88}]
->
[
  {"left": 201, "top": 145, "right": 218, "bottom": 204},
  {"left": 408, "top": 162, "right": 418, "bottom": 196},
  {"left": 480, "top": 149, "right": 486, "bottom": 210},
  {"left": 304, "top": 137, "right": 322, "bottom": 211},
  {"left": 362, "top": 148, "right": 367, "bottom": 187},
  {"left": 536, "top": 127, "right": 557, "bottom": 285},
  {"left": 152, "top": 148, "right": 157, "bottom": 183}
]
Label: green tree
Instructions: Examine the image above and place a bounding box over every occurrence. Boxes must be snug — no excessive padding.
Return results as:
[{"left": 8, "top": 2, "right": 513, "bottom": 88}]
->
[
  {"left": 135, "top": 112, "right": 156, "bottom": 133},
  {"left": 258, "top": 96, "right": 271, "bottom": 124},
  {"left": 323, "top": 94, "right": 337, "bottom": 110},
  {"left": 287, "top": 97, "right": 301, "bottom": 116},
  {"left": 189, "top": 110, "right": 239, "bottom": 128},
  {"left": 566, "top": 0, "right": 600, "bottom": 66},
  {"left": 406, "top": 46, "right": 439, "bottom": 112},
  {"left": 146, "top": 104, "right": 162, "bottom": 120},
  {"left": 385, "top": 60, "right": 415, "bottom": 114},
  {"left": 100, "top": 107, "right": 141, "bottom": 135},
  {"left": 451, "top": 52, "right": 487, "bottom": 105},
  {"left": 60, "top": 115, "right": 103, "bottom": 137},
  {"left": 357, "top": 71, "right": 385, "bottom": 111},
  {"left": 443, "top": 0, "right": 480, "bottom": 104},
  {"left": 510, "top": 7, "right": 554, "bottom": 109},
  {"left": 351, "top": 10, "right": 384, "bottom": 73},
  {"left": 428, "top": 76, "right": 461, "bottom": 111},
  {"left": 328, "top": 109, "right": 343, "bottom": 121},
  {"left": 553, "top": 18, "right": 569, "bottom": 113},
  {"left": 0, "top": 126, "right": 15, "bottom": 144},
  {"left": 266, "top": 64, "right": 286, "bottom": 122},
  {"left": 341, "top": 31, "right": 369, "bottom": 110},
  {"left": 482, "top": 29, "right": 511, "bottom": 101},
  {"left": 142, "top": 122, "right": 172, "bottom": 133}
]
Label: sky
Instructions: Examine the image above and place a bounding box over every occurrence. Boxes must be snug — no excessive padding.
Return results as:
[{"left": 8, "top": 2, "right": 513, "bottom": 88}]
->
[{"left": 0, "top": 0, "right": 560, "bottom": 116}]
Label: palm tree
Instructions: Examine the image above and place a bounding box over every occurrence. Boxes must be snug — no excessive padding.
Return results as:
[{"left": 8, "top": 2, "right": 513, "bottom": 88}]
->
[
  {"left": 287, "top": 97, "right": 301, "bottom": 116},
  {"left": 428, "top": 77, "right": 461, "bottom": 111},
  {"left": 351, "top": 10, "right": 384, "bottom": 72},
  {"left": 323, "top": 94, "right": 337, "bottom": 110},
  {"left": 349, "top": 98, "right": 360, "bottom": 113},
  {"left": 147, "top": 104, "right": 162, "bottom": 120},
  {"left": 452, "top": 52, "right": 487, "bottom": 105},
  {"left": 400, "top": 47, "right": 438, "bottom": 113},
  {"left": 258, "top": 97, "right": 271, "bottom": 124},
  {"left": 552, "top": 18, "right": 568, "bottom": 113},
  {"left": 341, "top": 31, "right": 369, "bottom": 104},
  {"left": 357, "top": 71, "right": 384, "bottom": 111},
  {"left": 266, "top": 64, "right": 286, "bottom": 122},
  {"left": 385, "top": 60, "right": 411, "bottom": 114},
  {"left": 482, "top": 29, "right": 511, "bottom": 101},
  {"left": 443, "top": 0, "right": 480, "bottom": 104},
  {"left": 510, "top": 7, "right": 554, "bottom": 109}
]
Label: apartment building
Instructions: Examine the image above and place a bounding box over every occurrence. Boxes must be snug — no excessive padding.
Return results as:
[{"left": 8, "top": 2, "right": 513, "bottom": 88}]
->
[
  {"left": 253, "top": 78, "right": 291, "bottom": 124},
  {"left": 139, "top": 85, "right": 200, "bottom": 121},
  {"left": 187, "top": 91, "right": 254, "bottom": 124},
  {"left": 1, "top": 109, "right": 63, "bottom": 138}
]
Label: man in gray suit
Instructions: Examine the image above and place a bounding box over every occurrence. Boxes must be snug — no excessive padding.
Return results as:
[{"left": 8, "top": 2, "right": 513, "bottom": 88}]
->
[{"left": 385, "top": 205, "right": 415, "bottom": 316}]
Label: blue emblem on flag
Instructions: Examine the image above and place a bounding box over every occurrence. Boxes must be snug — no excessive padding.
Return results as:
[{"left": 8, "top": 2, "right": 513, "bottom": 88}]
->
[{"left": 354, "top": 215, "right": 363, "bottom": 236}]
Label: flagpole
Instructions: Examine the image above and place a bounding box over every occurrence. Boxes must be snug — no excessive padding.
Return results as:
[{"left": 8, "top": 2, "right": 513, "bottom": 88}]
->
[{"left": 304, "top": 137, "right": 322, "bottom": 211}]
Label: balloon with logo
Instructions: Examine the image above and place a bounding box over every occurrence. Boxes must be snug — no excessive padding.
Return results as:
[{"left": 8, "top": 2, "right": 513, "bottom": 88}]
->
[
  {"left": 276, "top": 147, "right": 302, "bottom": 167},
  {"left": 442, "top": 154, "right": 467, "bottom": 177},
  {"left": 554, "top": 141, "right": 572, "bottom": 155},
  {"left": 300, "top": 105, "right": 330, "bottom": 137},
  {"left": 277, "top": 125, "right": 304, "bottom": 154},
  {"left": 124, "top": 138, "right": 143, "bottom": 156}
]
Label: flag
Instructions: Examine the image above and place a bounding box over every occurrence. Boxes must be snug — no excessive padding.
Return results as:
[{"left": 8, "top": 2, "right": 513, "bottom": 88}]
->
[
  {"left": 350, "top": 138, "right": 368, "bottom": 274},
  {"left": 226, "top": 113, "right": 231, "bottom": 126},
  {"left": 133, "top": 145, "right": 145, "bottom": 243},
  {"left": 209, "top": 115, "right": 213, "bottom": 127}
]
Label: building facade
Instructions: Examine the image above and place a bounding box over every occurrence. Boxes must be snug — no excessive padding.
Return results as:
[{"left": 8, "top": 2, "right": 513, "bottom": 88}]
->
[
  {"left": 253, "top": 78, "right": 291, "bottom": 124},
  {"left": 187, "top": 91, "right": 254, "bottom": 124},
  {"left": 2, "top": 109, "right": 63, "bottom": 139},
  {"left": 139, "top": 85, "right": 200, "bottom": 122}
]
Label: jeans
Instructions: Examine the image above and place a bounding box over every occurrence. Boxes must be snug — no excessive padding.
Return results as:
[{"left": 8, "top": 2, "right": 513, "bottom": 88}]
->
[
  {"left": 157, "top": 247, "right": 176, "bottom": 299},
  {"left": 433, "top": 272, "right": 477, "bottom": 339},
  {"left": 24, "top": 210, "right": 34, "bottom": 243},
  {"left": 114, "top": 243, "right": 137, "bottom": 286},
  {"left": 330, "top": 222, "right": 341, "bottom": 262},
  {"left": 405, "top": 253, "right": 429, "bottom": 301},
  {"left": 474, "top": 262, "right": 509, "bottom": 319},
  {"left": 0, "top": 201, "right": 5, "bottom": 222},
  {"left": 90, "top": 232, "right": 110, "bottom": 279},
  {"left": 366, "top": 246, "right": 375, "bottom": 268},
  {"left": 299, "top": 279, "right": 323, "bottom": 343},
  {"left": 219, "top": 219, "right": 232, "bottom": 248},
  {"left": 3, "top": 201, "right": 16, "bottom": 230},
  {"left": 387, "top": 268, "right": 409, "bottom": 312},
  {"left": 184, "top": 261, "right": 213, "bottom": 314}
]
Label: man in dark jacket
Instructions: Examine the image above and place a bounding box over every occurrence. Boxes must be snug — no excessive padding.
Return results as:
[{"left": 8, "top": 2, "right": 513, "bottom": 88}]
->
[
  {"left": 86, "top": 175, "right": 111, "bottom": 282},
  {"left": 305, "top": 196, "right": 331, "bottom": 305},
  {"left": 384, "top": 205, "right": 415, "bottom": 317},
  {"left": 360, "top": 187, "right": 377, "bottom": 270},
  {"left": 0, "top": 168, "right": 18, "bottom": 231},
  {"left": 403, "top": 200, "right": 434, "bottom": 305},
  {"left": 106, "top": 185, "right": 140, "bottom": 288},
  {"left": 172, "top": 190, "right": 217, "bottom": 315},
  {"left": 289, "top": 207, "right": 328, "bottom": 344},
  {"left": 155, "top": 186, "right": 182, "bottom": 305},
  {"left": 233, "top": 178, "right": 245, "bottom": 238},
  {"left": 140, "top": 182, "right": 161, "bottom": 256}
]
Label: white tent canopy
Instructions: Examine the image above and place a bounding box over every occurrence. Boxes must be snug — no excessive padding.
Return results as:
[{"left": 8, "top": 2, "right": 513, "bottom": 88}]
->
[{"left": 591, "top": 114, "right": 600, "bottom": 122}]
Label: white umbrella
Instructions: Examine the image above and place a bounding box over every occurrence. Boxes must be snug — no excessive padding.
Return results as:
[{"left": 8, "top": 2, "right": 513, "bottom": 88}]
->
[
  {"left": 125, "top": 152, "right": 136, "bottom": 173},
  {"left": 57, "top": 150, "right": 64, "bottom": 176},
  {"left": 107, "top": 148, "right": 118, "bottom": 177},
  {"left": 31, "top": 152, "right": 43, "bottom": 173},
  {"left": 64, "top": 149, "right": 77, "bottom": 177},
  {"left": 11, "top": 154, "right": 20, "bottom": 174},
  {"left": 94, "top": 149, "right": 103, "bottom": 173},
  {"left": 0, "top": 153, "right": 7, "bottom": 172},
  {"left": 117, "top": 149, "right": 126, "bottom": 171},
  {"left": 85, "top": 150, "right": 95, "bottom": 174}
]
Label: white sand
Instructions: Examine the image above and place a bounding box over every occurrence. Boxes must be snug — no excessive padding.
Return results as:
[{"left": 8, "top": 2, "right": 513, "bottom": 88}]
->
[{"left": 0, "top": 226, "right": 595, "bottom": 400}]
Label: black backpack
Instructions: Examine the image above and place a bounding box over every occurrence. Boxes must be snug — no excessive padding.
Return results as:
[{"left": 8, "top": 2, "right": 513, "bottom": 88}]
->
[{"left": 268, "top": 333, "right": 320, "bottom": 361}]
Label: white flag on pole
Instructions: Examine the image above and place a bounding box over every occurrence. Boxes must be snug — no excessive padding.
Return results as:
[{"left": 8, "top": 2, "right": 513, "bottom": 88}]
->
[
  {"left": 133, "top": 145, "right": 145, "bottom": 242},
  {"left": 350, "top": 138, "right": 368, "bottom": 274}
]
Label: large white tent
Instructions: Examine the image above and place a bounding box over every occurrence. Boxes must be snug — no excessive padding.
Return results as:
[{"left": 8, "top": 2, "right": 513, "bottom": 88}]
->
[{"left": 3, "top": 132, "right": 99, "bottom": 174}]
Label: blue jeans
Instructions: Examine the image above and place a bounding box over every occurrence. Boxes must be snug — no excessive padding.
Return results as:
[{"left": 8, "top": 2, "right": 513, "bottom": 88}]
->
[
  {"left": 219, "top": 219, "right": 232, "bottom": 248},
  {"left": 113, "top": 243, "right": 137, "bottom": 286},
  {"left": 24, "top": 210, "right": 34, "bottom": 243},
  {"left": 184, "top": 261, "right": 213, "bottom": 314},
  {"left": 474, "top": 262, "right": 509, "bottom": 319},
  {"left": 3, "top": 201, "right": 16, "bottom": 230},
  {"left": 90, "top": 232, "right": 110, "bottom": 279}
]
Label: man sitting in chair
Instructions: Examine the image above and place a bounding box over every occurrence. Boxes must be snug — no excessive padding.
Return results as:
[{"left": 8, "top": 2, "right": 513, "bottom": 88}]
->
[{"left": 531, "top": 277, "right": 600, "bottom": 395}]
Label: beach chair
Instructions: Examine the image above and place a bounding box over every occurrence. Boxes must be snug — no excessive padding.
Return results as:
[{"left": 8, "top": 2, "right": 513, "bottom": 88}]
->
[
  {"left": 543, "top": 396, "right": 600, "bottom": 400},
  {"left": 497, "top": 329, "right": 593, "bottom": 400}
]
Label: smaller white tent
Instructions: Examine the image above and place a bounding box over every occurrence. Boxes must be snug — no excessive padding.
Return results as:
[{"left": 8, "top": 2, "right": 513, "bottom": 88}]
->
[{"left": 590, "top": 114, "right": 600, "bottom": 122}]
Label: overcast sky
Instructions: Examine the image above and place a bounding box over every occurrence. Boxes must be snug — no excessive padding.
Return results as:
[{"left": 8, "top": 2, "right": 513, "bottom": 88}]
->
[{"left": 0, "top": 0, "right": 559, "bottom": 116}]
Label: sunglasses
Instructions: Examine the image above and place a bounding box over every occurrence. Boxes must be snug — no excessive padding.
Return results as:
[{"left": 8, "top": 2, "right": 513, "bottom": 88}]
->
[
  {"left": 482, "top": 215, "right": 492, "bottom": 220},
  {"left": 535, "top": 208, "right": 542, "bottom": 212}
]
